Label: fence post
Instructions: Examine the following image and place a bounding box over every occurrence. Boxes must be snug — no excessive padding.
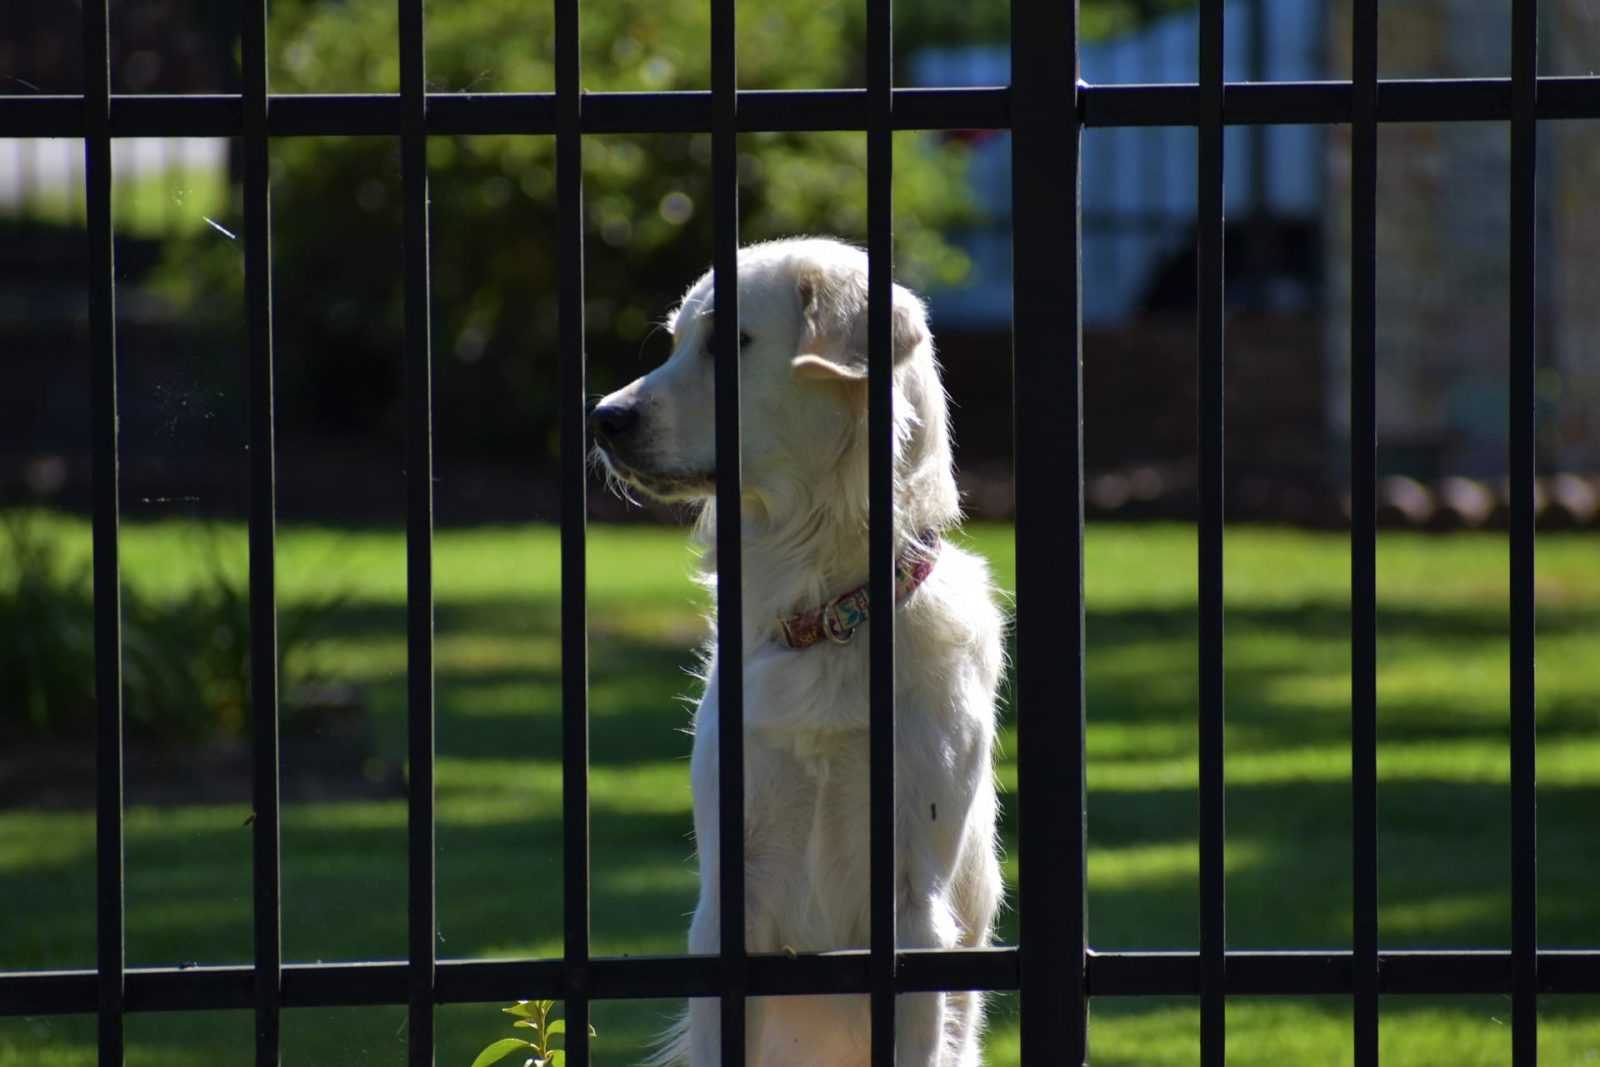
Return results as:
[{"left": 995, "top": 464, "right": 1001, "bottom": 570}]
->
[
  {"left": 1011, "top": 0, "right": 1088, "bottom": 1061},
  {"left": 398, "top": 0, "right": 438, "bottom": 1059}
]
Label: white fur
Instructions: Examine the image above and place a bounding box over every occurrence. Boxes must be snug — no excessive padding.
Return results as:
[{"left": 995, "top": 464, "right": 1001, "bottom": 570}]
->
[{"left": 593, "top": 238, "right": 1005, "bottom": 1066}]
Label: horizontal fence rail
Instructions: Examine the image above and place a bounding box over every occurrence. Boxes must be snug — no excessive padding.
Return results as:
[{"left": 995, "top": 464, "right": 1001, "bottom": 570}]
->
[
  {"left": 1, "top": 0, "right": 1587, "bottom": 1059},
  {"left": 4, "top": 78, "right": 1600, "bottom": 138},
  {"left": 7, "top": 951, "right": 1600, "bottom": 1016}
]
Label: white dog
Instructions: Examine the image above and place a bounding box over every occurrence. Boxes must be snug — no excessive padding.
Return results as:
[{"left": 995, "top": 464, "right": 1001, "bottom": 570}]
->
[{"left": 590, "top": 237, "right": 1005, "bottom": 1066}]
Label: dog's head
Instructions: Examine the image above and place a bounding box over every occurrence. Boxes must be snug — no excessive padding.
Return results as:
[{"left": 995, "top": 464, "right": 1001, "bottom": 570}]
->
[{"left": 590, "top": 237, "right": 960, "bottom": 535}]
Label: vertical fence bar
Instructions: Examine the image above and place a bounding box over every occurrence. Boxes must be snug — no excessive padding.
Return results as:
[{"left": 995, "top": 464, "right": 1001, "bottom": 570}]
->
[
  {"left": 399, "top": 0, "right": 437, "bottom": 1061},
  {"left": 1196, "top": 0, "right": 1227, "bottom": 1064},
  {"left": 1509, "top": 1, "right": 1539, "bottom": 1064},
  {"left": 865, "top": 0, "right": 896, "bottom": 1061},
  {"left": 1349, "top": 0, "right": 1379, "bottom": 1063},
  {"left": 711, "top": 0, "right": 746, "bottom": 1056},
  {"left": 83, "top": 0, "right": 123, "bottom": 1061},
  {"left": 1011, "top": 0, "right": 1087, "bottom": 1060},
  {"left": 554, "top": 0, "right": 591, "bottom": 1055},
  {"left": 241, "top": 0, "right": 282, "bottom": 1060}
]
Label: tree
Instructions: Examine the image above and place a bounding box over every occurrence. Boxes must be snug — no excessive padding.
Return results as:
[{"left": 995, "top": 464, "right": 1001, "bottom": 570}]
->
[{"left": 156, "top": 0, "right": 980, "bottom": 467}]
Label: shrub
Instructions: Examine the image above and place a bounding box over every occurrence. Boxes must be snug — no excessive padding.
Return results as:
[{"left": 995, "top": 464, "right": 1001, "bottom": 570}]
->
[{"left": 0, "top": 512, "right": 346, "bottom": 744}]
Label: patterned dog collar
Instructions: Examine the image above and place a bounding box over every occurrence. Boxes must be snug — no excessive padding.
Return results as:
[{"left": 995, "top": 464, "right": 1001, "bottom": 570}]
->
[{"left": 777, "top": 531, "right": 940, "bottom": 650}]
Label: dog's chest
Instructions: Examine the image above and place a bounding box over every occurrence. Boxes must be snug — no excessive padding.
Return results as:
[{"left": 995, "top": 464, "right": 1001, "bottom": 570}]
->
[
  {"left": 691, "top": 653, "right": 880, "bottom": 941},
  {"left": 697, "top": 647, "right": 874, "bottom": 821}
]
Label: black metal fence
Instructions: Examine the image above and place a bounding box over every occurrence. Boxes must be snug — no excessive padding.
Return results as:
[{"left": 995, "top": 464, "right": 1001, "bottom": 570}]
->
[{"left": 2, "top": 0, "right": 1598, "bottom": 1065}]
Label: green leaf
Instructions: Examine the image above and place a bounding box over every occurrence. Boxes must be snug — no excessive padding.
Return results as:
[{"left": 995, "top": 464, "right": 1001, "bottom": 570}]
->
[
  {"left": 502, "top": 1001, "right": 540, "bottom": 1020},
  {"left": 468, "top": 1037, "right": 534, "bottom": 1067},
  {"left": 544, "top": 1019, "right": 564, "bottom": 1038},
  {"left": 547, "top": 1051, "right": 564, "bottom": 1067},
  {"left": 513, "top": 1020, "right": 538, "bottom": 1030}
]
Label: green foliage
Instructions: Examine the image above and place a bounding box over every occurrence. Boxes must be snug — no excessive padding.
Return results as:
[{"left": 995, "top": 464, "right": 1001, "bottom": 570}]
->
[
  {"left": 152, "top": 0, "right": 978, "bottom": 462},
  {"left": 470, "top": 1001, "right": 594, "bottom": 1067},
  {"left": 146, "top": 0, "right": 1205, "bottom": 462},
  {"left": 895, "top": 0, "right": 1200, "bottom": 56},
  {"left": 0, "top": 511, "right": 96, "bottom": 738},
  {"left": 0, "top": 512, "right": 346, "bottom": 743}
]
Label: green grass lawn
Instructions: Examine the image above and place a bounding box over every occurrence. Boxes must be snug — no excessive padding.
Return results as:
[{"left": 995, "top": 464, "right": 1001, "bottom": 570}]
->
[{"left": 3, "top": 517, "right": 1599, "bottom": 1064}]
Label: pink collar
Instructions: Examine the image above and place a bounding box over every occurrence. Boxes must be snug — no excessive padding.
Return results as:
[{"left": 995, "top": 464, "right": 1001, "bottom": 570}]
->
[{"left": 776, "top": 532, "right": 941, "bottom": 650}]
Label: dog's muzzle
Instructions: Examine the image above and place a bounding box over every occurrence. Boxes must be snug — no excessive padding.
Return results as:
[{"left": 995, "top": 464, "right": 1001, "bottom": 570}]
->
[{"left": 589, "top": 400, "right": 713, "bottom": 501}]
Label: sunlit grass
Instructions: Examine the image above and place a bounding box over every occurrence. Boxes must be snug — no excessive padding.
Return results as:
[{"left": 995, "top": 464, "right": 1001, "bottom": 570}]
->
[
  {"left": 3, "top": 516, "right": 1599, "bottom": 1064},
  {"left": 3, "top": 164, "right": 230, "bottom": 240}
]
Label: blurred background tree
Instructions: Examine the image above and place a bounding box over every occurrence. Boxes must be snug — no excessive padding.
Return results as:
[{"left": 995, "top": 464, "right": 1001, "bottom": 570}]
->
[
  {"left": 2, "top": 0, "right": 1203, "bottom": 519},
  {"left": 151, "top": 0, "right": 992, "bottom": 473},
  {"left": 143, "top": 0, "right": 1196, "bottom": 480}
]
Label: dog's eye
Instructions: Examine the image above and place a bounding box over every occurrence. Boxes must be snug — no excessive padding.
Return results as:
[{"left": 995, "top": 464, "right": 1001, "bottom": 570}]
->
[{"left": 704, "top": 331, "right": 753, "bottom": 356}]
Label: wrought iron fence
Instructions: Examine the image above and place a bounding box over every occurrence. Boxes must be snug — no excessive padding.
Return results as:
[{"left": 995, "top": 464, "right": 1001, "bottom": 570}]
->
[{"left": 1, "top": 0, "right": 1598, "bottom": 1065}]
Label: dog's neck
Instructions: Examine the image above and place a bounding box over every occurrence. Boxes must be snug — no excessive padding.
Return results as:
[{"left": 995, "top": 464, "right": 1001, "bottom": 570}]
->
[
  {"left": 695, "top": 491, "right": 934, "bottom": 650},
  {"left": 691, "top": 357, "right": 962, "bottom": 649}
]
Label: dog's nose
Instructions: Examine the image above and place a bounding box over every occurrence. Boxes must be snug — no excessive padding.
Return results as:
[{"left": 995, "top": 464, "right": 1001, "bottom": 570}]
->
[{"left": 589, "top": 403, "right": 640, "bottom": 442}]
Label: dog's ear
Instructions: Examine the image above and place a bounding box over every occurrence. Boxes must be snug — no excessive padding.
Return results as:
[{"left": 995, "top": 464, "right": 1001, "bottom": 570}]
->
[
  {"left": 791, "top": 352, "right": 868, "bottom": 382},
  {"left": 791, "top": 266, "right": 929, "bottom": 382}
]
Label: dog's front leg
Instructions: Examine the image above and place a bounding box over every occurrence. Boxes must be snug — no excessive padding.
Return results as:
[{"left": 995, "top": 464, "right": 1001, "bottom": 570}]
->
[
  {"left": 682, "top": 997, "right": 721, "bottom": 1067},
  {"left": 682, "top": 888, "right": 722, "bottom": 1066},
  {"left": 893, "top": 898, "right": 960, "bottom": 1065},
  {"left": 893, "top": 993, "right": 946, "bottom": 1067},
  {"left": 681, "top": 867, "right": 763, "bottom": 1065}
]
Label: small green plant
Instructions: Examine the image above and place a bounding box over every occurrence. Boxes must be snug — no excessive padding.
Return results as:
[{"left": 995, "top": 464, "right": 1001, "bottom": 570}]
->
[{"left": 469, "top": 1000, "right": 595, "bottom": 1067}]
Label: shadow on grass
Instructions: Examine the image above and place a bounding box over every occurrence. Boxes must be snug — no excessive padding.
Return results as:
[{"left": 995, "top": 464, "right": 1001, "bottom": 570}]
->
[{"left": 3, "top": 589, "right": 1598, "bottom": 1062}]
